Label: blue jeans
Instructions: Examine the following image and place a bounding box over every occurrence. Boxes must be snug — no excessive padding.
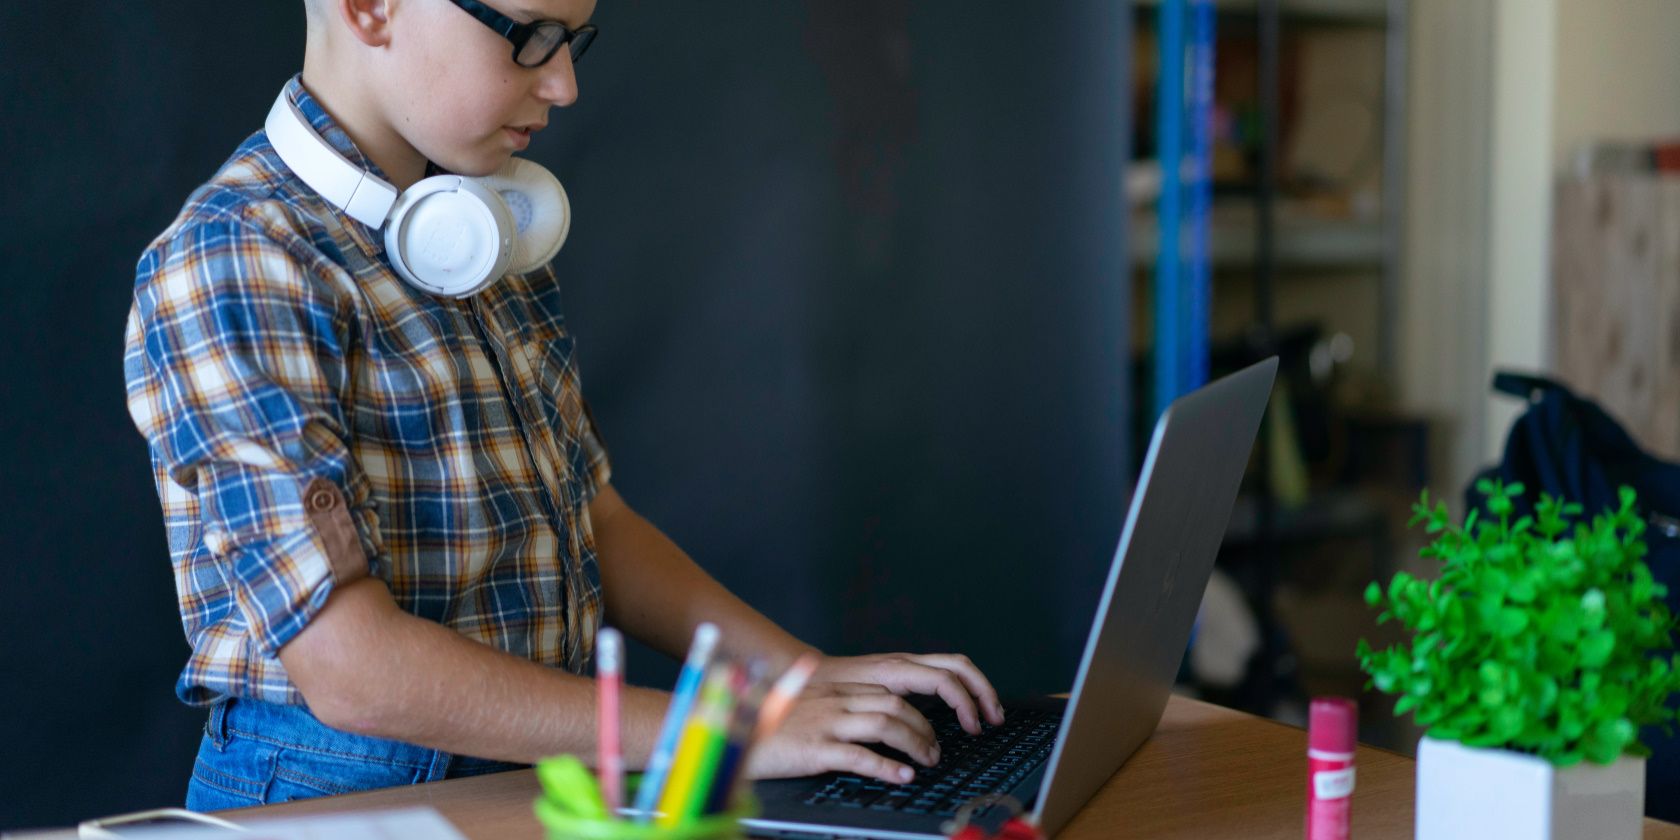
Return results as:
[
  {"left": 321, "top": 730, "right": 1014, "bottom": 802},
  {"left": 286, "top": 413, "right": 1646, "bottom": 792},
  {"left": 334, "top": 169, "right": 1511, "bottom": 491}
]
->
[{"left": 185, "top": 698, "right": 525, "bottom": 811}]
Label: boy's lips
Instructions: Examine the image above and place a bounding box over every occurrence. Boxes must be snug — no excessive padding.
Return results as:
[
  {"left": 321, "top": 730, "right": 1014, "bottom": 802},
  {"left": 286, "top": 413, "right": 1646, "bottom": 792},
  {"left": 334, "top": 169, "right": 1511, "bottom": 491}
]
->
[{"left": 503, "top": 123, "right": 542, "bottom": 149}]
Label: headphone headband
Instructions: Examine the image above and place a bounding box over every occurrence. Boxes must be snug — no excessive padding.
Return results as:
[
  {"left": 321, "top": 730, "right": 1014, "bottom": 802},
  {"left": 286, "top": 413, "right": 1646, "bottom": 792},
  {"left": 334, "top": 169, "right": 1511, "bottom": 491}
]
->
[
  {"left": 264, "top": 92, "right": 398, "bottom": 228},
  {"left": 261, "top": 84, "right": 570, "bottom": 297}
]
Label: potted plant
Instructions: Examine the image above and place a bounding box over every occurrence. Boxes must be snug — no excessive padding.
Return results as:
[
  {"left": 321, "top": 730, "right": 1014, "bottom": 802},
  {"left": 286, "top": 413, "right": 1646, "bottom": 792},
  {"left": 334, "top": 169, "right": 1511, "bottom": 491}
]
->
[{"left": 1358, "top": 480, "right": 1680, "bottom": 840}]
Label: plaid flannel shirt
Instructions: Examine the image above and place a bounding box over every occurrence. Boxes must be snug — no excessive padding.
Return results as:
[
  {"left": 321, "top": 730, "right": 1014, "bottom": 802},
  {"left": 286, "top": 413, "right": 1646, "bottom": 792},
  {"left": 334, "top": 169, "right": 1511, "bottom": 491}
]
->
[{"left": 123, "top": 76, "right": 609, "bottom": 707}]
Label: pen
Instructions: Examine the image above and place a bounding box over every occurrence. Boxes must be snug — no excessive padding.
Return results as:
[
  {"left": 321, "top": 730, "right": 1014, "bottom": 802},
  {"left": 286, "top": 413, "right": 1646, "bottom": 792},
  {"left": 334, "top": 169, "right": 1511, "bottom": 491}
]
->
[
  {"left": 595, "top": 627, "right": 624, "bottom": 816},
  {"left": 633, "top": 622, "right": 720, "bottom": 822}
]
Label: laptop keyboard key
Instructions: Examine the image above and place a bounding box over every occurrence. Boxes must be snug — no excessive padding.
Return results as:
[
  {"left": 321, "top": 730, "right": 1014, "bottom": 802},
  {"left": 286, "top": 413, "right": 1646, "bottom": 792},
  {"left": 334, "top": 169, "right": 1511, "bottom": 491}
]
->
[
  {"left": 796, "top": 704, "right": 1062, "bottom": 814},
  {"left": 869, "top": 793, "right": 912, "bottom": 811}
]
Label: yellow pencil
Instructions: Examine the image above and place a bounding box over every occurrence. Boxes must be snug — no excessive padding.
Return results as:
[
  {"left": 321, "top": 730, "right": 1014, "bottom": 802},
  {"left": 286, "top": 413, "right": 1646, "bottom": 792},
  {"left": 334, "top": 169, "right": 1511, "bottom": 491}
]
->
[
  {"left": 678, "top": 667, "right": 738, "bottom": 822},
  {"left": 656, "top": 670, "right": 730, "bottom": 826}
]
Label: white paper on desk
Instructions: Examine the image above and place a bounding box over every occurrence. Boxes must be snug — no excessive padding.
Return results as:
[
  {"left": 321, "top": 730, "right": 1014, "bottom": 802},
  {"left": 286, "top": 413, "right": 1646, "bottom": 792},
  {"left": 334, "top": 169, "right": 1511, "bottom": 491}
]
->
[{"left": 110, "top": 808, "right": 467, "bottom": 840}]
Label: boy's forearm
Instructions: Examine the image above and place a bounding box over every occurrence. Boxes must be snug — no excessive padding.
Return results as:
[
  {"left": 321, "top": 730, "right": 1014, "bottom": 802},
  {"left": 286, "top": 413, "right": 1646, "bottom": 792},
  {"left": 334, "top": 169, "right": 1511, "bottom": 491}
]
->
[
  {"left": 279, "top": 577, "right": 669, "bottom": 765},
  {"left": 273, "top": 483, "right": 819, "bottom": 766},
  {"left": 590, "top": 485, "right": 820, "bottom": 665}
]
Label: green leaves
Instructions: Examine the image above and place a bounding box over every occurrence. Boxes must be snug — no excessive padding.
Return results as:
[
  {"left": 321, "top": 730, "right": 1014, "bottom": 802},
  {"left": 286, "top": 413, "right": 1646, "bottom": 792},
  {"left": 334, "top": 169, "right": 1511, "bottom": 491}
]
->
[
  {"left": 1358, "top": 482, "right": 1680, "bottom": 766},
  {"left": 1498, "top": 608, "right": 1530, "bottom": 637},
  {"left": 1580, "top": 630, "right": 1616, "bottom": 668}
]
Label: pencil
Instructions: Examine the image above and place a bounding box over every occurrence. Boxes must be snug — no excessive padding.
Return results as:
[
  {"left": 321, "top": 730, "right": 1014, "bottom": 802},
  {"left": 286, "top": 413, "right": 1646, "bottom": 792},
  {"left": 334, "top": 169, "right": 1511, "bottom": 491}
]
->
[
  {"left": 595, "top": 627, "right": 624, "bottom": 816},
  {"left": 704, "top": 659, "right": 769, "bottom": 814},
  {"left": 750, "top": 653, "right": 819, "bottom": 746},
  {"left": 660, "top": 666, "right": 736, "bottom": 826},
  {"left": 633, "top": 622, "right": 720, "bottom": 822},
  {"left": 720, "top": 653, "right": 820, "bottom": 809}
]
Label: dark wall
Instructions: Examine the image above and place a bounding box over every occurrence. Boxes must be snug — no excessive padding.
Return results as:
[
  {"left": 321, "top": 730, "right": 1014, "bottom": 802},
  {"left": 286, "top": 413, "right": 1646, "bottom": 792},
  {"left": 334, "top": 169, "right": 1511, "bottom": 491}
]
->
[{"left": 0, "top": 1, "right": 1129, "bottom": 829}]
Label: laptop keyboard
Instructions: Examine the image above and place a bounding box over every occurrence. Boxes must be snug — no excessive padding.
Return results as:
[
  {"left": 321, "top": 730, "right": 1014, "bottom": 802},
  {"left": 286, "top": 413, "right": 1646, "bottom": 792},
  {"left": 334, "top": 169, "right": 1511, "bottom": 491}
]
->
[{"left": 797, "top": 704, "right": 1060, "bottom": 817}]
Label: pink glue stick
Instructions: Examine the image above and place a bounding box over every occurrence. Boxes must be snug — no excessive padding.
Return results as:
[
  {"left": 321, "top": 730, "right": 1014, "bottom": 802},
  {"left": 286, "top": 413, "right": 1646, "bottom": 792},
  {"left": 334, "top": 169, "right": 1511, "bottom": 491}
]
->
[{"left": 1306, "top": 697, "right": 1357, "bottom": 840}]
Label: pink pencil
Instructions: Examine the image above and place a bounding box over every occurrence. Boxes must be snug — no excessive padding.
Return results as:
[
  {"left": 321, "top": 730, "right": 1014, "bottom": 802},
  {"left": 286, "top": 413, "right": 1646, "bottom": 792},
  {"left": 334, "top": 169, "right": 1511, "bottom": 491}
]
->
[
  {"left": 750, "top": 653, "right": 819, "bottom": 746},
  {"left": 723, "top": 652, "right": 819, "bottom": 806},
  {"left": 597, "top": 627, "right": 624, "bottom": 814}
]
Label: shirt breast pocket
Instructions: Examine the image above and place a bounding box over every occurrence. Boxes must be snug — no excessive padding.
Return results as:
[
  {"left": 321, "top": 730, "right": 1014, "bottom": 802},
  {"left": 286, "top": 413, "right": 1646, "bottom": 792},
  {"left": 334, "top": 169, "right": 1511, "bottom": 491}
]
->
[{"left": 521, "top": 331, "right": 592, "bottom": 490}]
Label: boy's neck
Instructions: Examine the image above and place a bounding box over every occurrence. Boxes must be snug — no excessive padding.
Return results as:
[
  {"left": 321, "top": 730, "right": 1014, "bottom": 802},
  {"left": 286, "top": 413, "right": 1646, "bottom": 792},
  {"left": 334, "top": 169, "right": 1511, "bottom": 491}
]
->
[{"left": 298, "top": 64, "right": 430, "bottom": 192}]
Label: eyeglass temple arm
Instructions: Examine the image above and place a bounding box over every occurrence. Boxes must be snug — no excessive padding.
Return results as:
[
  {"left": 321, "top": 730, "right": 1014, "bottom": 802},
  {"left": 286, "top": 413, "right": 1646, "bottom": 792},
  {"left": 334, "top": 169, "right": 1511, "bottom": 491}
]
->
[{"left": 454, "top": 0, "right": 521, "bottom": 38}]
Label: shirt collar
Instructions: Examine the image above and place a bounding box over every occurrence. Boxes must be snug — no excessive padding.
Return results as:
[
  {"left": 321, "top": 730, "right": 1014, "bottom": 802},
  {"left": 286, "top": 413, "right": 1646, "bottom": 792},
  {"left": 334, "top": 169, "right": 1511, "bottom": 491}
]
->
[{"left": 283, "top": 74, "right": 446, "bottom": 184}]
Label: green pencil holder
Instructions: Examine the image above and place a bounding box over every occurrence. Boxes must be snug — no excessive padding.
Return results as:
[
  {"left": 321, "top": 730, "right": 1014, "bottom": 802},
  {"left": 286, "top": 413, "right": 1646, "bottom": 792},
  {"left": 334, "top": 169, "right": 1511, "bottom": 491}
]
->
[{"left": 532, "top": 774, "right": 758, "bottom": 840}]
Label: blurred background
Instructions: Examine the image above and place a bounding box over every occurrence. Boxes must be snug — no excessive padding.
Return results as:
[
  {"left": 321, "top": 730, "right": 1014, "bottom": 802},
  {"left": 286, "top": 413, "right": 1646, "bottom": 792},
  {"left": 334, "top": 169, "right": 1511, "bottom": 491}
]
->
[{"left": 2, "top": 0, "right": 1678, "bottom": 831}]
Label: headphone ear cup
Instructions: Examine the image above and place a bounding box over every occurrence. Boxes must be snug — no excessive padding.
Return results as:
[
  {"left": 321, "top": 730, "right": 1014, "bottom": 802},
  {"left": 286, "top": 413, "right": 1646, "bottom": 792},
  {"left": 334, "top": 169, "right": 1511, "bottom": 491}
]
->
[
  {"left": 476, "top": 157, "right": 570, "bottom": 275},
  {"left": 384, "top": 175, "right": 516, "bottom": 298}
]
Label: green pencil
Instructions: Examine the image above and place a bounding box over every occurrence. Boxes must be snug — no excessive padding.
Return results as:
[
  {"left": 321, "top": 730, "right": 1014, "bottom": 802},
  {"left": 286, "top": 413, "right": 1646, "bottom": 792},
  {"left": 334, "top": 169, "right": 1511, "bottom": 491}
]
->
[{"left": 676, "top": 664, "right": 738, "bottom": 823}]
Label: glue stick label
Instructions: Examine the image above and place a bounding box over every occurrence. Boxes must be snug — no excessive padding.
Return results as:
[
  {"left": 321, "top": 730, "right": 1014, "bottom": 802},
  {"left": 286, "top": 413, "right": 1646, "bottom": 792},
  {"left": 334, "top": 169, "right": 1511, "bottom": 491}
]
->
[
  {"left": 1306, "top": 751, "right": 1355, "bottom": 840},
  {"left": 1313, "top": 766, "right": 1355, "bottom": 799}
]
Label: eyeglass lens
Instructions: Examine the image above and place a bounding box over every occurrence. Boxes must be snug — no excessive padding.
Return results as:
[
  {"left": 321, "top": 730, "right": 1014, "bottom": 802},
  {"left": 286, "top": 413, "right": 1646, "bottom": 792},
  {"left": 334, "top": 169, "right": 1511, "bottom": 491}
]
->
[{"left": 517, "top": 23, "right": 593, "bottom": 67}]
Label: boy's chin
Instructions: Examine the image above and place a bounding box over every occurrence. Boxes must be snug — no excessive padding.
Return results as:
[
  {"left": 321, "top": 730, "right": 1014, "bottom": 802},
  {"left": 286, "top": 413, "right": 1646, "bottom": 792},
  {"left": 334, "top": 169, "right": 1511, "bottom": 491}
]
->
[{"left": 435, "top": 150, "right": 512, "bottom": 179}]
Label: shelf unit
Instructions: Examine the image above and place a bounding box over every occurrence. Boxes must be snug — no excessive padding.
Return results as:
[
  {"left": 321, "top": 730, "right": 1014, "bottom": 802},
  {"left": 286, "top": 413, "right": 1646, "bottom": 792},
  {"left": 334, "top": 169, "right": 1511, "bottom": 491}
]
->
[
  {"left": 1135, "top": 0, "right": 1388, "bottom": 27},
  {"left": 1130, "top": 209, "right": 1385, "bottom": 271},
  {"left": 1132, "top": 0, "right": 1408, "bottom": 377},
  {"left": 1132, "top": 0, "right": 1410, "bottom": 718}
]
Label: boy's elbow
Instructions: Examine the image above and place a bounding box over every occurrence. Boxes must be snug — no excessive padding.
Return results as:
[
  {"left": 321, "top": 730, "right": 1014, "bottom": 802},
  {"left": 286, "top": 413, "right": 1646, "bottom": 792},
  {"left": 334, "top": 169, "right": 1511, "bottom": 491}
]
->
[
  {"left": 296, "top": 664, "right": 382, "bottom": 735},
  {"left": 309, "top": 693, "right": 385, "bottom": 737},
  {"left": 277, "top": 577, "right": 399, "bottom": 735},
  {"left": 298, "top": 683, "right": 371, "bottom": 735}
]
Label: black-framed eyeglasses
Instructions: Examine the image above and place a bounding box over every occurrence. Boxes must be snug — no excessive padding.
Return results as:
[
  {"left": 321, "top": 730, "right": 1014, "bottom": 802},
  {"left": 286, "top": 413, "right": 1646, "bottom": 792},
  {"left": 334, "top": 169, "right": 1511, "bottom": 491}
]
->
[{"left": 447, "top": 0, "right": 597, "bottom": 68}]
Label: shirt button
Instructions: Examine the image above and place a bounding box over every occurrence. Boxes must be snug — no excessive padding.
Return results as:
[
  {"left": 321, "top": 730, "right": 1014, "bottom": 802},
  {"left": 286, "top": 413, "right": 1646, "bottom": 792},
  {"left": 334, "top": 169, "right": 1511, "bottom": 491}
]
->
[{"left": 307, "top": 486, "right": 338, "bottom": 511}]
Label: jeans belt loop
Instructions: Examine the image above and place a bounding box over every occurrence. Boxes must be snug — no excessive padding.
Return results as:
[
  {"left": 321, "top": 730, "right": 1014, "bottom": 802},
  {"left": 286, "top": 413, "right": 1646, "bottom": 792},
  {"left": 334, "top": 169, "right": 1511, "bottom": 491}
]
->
[
  {"left": 206, "top": 698, "right": 232, "bottom": 750},
  {"left": 425, "top": 749, "right": 454, "bottom": 783}
]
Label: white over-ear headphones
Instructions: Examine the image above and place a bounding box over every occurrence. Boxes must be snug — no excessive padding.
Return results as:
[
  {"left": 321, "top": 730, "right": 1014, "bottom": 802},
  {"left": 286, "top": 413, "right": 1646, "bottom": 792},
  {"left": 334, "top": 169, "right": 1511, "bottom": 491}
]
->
[{"left": 264, "top": 90, "right": 571, "bottom": 298}]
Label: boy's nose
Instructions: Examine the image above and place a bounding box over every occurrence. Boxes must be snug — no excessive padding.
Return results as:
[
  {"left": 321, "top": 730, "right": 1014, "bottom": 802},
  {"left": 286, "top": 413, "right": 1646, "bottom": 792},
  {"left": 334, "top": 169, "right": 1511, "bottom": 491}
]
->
[{"left": 535, "top": 51, "right": 579, "bottom": 107}]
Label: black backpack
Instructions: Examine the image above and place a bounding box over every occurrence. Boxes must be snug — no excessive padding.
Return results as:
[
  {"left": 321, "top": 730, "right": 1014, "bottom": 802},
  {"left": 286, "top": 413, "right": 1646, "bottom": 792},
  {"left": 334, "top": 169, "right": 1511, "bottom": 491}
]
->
[{"left": 1471, "top": 372, "right": 1680, "bottom": 819}]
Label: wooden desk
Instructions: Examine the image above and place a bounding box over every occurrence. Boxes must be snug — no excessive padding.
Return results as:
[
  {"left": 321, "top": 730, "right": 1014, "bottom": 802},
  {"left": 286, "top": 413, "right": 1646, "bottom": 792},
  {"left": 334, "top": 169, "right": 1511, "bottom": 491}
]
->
[{"left": 226, "top": 695, "right": 1680, "bottom": 839}]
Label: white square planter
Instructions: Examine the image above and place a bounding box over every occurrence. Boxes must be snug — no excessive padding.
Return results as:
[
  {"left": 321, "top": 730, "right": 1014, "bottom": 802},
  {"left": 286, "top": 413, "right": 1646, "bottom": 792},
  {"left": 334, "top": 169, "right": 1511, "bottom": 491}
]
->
[{"left": 1416, "top": 736, "right": 1645, "bottom": 840}]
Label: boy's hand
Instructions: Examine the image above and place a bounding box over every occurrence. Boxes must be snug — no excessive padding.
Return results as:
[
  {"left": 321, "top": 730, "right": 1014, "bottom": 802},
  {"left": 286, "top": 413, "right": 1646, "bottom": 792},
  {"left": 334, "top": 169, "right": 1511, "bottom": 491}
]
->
[
  {"left": 812, "top": 653, "right": 1006, "bottom": 735},
  {"left": 744, "top": 651, "right": 1004, "bottom": 785},
  {"left": 744, "top": 681, "right": 942, "bottom": 784}
]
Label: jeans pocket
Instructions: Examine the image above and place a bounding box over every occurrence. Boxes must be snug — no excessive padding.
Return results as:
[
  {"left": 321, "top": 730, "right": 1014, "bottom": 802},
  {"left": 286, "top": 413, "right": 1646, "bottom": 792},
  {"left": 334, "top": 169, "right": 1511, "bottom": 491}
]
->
[
  {"left": 186, "top": 733, "right": 271, "bottom": 810},
  {"left": 267, "top": 748, "right": 420, "bottom": 803}
]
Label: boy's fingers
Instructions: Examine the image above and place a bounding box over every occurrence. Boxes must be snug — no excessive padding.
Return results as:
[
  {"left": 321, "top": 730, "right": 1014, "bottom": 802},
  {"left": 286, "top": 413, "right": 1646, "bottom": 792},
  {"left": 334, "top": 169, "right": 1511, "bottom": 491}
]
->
[
  {"left": 816, "top": 681, "right": 893, "bottom": 697},
  {"left": 905, "top": 653, "right": 1005, "bottom": 724},
  {"left": 822, "top": 741, "right": 918, "bottom": 785},
  {"left": 844, "top": 692, "right": 938, "bottom": 749},
  {"left": 877, "top": 663, "right": 981, "bottom": 735},
  {"left": 927, "top": 668, "right": 983, "bottom": 735},
  {"left": 831, "top": 711, "right": 938, "bottom": 767}
]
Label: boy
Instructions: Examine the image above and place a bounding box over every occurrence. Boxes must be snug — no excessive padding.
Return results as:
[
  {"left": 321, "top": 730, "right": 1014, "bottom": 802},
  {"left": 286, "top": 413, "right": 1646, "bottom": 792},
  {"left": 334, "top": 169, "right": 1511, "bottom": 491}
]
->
[{"left": 123, "top": 0, "right": 1005, "bottom": 810}]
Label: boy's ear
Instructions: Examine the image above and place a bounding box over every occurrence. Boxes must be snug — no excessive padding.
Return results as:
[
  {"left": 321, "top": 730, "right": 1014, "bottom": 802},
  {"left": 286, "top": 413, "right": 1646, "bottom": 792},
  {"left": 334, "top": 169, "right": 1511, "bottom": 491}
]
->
[{"left": 332, "top": 0, "right": 395, "bottom": 47}]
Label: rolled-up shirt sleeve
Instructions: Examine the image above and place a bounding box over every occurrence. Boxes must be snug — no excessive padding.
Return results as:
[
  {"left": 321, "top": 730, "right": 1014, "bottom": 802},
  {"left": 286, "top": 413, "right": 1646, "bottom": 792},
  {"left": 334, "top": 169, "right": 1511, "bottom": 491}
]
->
[{"left": 126, "top": 208, "right": 380, "bottom": 658}]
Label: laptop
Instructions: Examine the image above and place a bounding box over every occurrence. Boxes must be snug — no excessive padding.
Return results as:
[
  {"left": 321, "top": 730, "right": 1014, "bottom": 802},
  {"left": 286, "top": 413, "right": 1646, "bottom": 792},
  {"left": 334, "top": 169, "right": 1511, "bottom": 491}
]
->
[{"left": 745, "top": 357, "right": 1278, "bottom": 839}]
